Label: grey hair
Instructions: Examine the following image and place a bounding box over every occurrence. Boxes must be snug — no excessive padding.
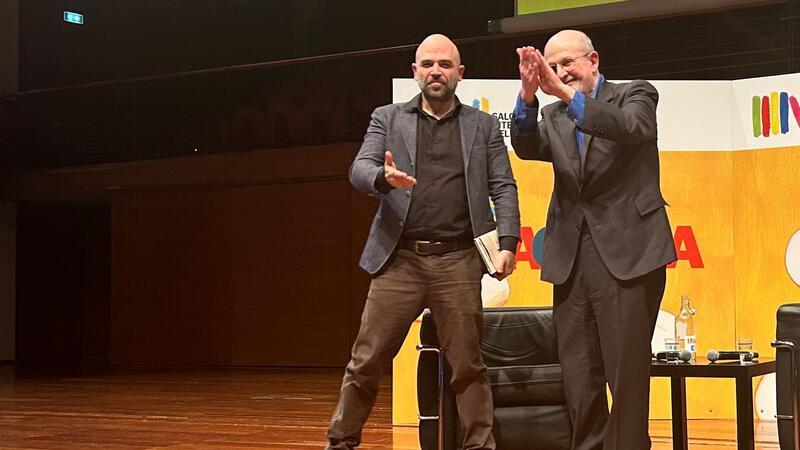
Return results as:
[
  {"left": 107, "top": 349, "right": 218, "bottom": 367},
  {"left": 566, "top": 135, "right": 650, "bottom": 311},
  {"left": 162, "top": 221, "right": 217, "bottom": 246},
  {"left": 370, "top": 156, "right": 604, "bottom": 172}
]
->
[{"left": 581, "top": 34, "right": 595, "bottom": 54}]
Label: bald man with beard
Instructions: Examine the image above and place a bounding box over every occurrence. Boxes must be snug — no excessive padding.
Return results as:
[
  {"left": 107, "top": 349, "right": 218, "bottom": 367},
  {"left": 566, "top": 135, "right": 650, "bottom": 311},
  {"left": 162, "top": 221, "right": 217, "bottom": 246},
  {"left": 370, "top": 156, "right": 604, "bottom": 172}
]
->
[
  {"left": 325, "top": 34, "right": 520, "bottom": 450},
  {"left": 511, "top": 30, "right": 677, "bottom": 449}
]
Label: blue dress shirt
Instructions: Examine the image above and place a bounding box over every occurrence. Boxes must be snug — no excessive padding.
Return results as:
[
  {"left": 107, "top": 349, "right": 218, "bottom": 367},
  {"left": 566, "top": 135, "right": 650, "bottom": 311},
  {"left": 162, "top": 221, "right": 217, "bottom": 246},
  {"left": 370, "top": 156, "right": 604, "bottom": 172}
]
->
[{"left": 513, "top": 74, "right": 606, "bottom": 162}]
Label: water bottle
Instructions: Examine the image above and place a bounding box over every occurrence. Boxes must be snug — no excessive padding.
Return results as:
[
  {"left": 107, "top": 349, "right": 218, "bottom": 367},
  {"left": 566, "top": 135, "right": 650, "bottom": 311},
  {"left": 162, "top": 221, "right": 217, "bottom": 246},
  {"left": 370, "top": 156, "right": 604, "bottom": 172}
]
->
[{"left": 675, "top": 295, "right": 696, "bottom": 361}]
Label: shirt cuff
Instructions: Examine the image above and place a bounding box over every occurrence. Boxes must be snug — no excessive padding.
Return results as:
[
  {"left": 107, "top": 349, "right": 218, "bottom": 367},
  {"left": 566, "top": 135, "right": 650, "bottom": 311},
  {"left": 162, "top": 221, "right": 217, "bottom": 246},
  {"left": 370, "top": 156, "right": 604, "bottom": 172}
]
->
[
  {"left": 566, "top": 90, "right": 586, "bottom": 127},
  {"left": 512, "top": 94, "right": 539, "bottom": 136},
  {"left": 374, "top": 168, "right": 394, "bottom": 194},
  {"left": 499, "top": 236, "right": 519, "bottom": 254}
]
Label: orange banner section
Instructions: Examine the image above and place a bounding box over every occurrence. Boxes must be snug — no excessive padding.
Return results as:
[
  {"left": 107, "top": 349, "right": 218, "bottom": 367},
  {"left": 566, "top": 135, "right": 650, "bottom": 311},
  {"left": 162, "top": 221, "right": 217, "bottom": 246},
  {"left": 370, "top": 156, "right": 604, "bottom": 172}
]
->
[{"left": 394, "top": 146, "right": 800, "bottom": 424}]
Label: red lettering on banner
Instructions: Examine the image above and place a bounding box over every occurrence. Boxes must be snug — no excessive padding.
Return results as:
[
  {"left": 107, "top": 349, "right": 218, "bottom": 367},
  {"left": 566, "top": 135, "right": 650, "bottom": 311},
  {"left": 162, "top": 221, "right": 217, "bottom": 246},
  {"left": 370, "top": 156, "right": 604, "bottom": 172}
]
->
[
  {"left": 513, "top": 225, "right": 703, "bottom": 271},
  {"left": 668, "top": 226, "right": 704, "bottom": 268},
  {"left": 515, "top": 226, "right": 541, "bottom": 269}
]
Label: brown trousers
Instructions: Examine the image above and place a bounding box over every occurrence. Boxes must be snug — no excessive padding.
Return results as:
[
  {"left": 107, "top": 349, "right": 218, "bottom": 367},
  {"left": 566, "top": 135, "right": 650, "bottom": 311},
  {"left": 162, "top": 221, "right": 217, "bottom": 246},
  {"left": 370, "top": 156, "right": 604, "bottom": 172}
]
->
[
  {"left": 326, "top": 248, "right": 495, "bottom": 450},
  {"left": 554, "top": 232, "right": 666, "bottom": 450}
]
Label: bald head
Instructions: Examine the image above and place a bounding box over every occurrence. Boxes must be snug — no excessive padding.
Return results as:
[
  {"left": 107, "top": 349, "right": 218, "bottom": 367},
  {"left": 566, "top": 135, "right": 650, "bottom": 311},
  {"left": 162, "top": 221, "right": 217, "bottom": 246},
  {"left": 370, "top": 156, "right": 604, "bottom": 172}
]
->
[
  {"left": 543, "top": 29, "right": 600, "bottom": 95},
  {"left": 415, "top": 34, "right": 461, "bottom": 65},
  {"left": 545, "top": 30, "right": 594, "bottom": 56}
]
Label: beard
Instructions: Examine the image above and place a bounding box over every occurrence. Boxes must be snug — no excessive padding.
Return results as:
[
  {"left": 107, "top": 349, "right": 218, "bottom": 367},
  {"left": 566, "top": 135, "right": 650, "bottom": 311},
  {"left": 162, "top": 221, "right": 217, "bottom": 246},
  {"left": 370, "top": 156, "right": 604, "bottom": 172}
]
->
[{"left": 417, "top": 77, "right": 458, "bottom": 101}]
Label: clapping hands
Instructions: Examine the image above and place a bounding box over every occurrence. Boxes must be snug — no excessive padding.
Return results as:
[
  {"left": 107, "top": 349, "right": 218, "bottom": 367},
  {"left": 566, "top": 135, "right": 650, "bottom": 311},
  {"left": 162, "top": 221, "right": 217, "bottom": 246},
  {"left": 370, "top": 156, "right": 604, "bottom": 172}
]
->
[{"left": 516, "top": 46, "right": 575, "bottom": 104}]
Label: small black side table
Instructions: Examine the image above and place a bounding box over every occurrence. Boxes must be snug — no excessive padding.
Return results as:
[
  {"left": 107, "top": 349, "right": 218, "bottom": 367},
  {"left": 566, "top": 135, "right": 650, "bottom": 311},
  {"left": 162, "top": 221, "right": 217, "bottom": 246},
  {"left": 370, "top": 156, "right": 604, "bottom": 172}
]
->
[{"left": 651, "top": 357, "right": 776, "bottom": 450}]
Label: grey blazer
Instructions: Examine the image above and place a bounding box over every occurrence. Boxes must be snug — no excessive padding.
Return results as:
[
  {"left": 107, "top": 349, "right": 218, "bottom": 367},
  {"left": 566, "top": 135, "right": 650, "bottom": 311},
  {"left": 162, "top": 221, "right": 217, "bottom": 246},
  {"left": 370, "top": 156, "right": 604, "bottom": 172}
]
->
[
  {"left": 350, "top": 96, "right": 521, "bottom": 275},
  {"left": 511, "top": 80, "right": 677, "bottom": 284}
]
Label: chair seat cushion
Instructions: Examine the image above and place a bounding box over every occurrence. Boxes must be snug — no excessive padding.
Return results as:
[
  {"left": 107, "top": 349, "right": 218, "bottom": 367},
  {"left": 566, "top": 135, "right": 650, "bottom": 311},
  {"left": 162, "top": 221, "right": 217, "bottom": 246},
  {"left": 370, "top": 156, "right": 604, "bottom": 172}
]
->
[
  {"left": 493, "top": 404, "right": 572, "bottom": 450},
  {"left": 488, "top": 363, "right": 566, "bottom": 407}
]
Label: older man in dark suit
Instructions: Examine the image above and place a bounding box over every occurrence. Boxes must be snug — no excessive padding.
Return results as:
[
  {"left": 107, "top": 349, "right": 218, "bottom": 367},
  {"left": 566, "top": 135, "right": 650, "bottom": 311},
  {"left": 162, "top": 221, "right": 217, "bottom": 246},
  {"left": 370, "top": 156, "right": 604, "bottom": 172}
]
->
[
  {"left": 326, "top": 34, "right": 520, "bottom": 450},
  {"left": 511, "top": 30, "right": 677, "bottom": 450}
]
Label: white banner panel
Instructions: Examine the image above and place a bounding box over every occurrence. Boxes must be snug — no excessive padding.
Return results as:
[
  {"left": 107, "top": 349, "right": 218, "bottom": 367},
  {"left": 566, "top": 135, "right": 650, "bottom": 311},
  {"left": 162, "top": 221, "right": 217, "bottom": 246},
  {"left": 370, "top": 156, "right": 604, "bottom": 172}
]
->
[{"left": 393, "top": 76, "right": 800, "bottom": 151}]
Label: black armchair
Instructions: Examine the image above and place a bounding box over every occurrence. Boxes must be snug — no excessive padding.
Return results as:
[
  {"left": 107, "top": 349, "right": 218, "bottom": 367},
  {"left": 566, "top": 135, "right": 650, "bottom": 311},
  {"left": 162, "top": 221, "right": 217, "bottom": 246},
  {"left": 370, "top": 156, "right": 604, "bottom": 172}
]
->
[
  {"left": 417, "top": 307, "right": 572, "bottom": 450},
  {"left": 774, "top": 303, "right": 800, "bottom": 450}
]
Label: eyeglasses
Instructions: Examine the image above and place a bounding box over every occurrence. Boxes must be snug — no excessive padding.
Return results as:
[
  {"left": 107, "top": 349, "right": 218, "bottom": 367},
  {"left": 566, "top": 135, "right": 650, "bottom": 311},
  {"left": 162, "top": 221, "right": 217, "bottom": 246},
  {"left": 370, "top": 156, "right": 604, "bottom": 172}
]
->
[{"left": 549, "top": 52, "right": 591, "bottom": 73}]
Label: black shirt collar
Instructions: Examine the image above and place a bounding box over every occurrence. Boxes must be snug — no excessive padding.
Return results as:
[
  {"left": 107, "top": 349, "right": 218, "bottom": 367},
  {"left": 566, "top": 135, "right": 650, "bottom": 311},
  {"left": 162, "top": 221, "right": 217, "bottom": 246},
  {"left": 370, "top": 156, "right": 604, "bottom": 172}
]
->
[{"left": 404, "top": 93, "right": 463, "bottom": 119}]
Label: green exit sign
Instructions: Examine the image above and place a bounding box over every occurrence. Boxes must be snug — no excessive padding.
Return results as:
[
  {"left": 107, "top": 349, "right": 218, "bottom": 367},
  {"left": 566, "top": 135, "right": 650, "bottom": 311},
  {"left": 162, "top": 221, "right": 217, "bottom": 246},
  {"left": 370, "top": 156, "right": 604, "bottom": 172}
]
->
[{"left": 63, "top": 11, "right": 84, "bottom": 25}]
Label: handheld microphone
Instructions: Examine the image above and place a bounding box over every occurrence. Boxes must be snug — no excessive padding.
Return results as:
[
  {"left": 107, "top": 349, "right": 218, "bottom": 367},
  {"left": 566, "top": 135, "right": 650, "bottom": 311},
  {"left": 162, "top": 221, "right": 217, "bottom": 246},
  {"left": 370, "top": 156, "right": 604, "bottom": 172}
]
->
[
  {"left": 653, "top": 349, "right": 692, "bottom": 362},
  {"left": 706, "top": 349, "right": 759, "bottom": 362}
]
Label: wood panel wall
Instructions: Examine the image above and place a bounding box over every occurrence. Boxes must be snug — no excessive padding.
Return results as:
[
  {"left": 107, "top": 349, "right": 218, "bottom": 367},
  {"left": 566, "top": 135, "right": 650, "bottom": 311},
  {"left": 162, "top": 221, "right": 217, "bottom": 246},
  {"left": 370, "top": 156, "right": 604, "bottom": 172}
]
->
[
  {"left": 7, "top": 143, "right": 377, "bottom": 367},
  {"left": 15, "top": 203, "right": 110, "bottom": 365}
]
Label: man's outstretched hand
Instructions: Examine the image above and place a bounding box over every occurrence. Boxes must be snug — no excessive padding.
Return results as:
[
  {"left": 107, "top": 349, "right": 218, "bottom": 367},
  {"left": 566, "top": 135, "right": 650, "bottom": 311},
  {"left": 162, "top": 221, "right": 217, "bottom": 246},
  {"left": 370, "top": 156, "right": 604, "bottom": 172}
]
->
[{"left": 384, "top": 151, "right": 417, "bottom": 189}]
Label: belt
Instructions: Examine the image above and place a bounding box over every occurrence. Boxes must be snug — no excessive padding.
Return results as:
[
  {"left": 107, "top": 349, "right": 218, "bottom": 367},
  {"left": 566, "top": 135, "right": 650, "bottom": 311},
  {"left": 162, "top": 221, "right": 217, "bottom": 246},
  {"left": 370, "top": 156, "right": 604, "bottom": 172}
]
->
[{"left": 398, "top": 238, "right": 474, "bottom": 256}]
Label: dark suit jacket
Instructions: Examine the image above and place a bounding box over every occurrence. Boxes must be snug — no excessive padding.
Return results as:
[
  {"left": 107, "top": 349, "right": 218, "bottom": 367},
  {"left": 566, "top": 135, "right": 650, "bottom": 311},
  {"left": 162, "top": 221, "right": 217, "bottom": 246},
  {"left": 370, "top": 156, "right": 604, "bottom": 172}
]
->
[
  {"left": 511, "top": 80, "right": 677, "bottom": 284},
  {"left": 350, "top": 97, "right": 521, "bottom": 275}
]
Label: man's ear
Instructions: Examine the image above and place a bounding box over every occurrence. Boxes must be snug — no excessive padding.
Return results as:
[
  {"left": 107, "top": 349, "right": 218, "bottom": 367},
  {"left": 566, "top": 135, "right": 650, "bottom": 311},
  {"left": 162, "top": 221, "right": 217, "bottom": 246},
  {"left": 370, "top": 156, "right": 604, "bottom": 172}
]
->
[
  {"left": 458, "top": 65, "right": 465, "bottom": 81},
  {"left": 589, "top": 51, "right": 600, "bottom": 72},
  {"left": 412, "top": 63, "right": 418, "bottom": 78}
]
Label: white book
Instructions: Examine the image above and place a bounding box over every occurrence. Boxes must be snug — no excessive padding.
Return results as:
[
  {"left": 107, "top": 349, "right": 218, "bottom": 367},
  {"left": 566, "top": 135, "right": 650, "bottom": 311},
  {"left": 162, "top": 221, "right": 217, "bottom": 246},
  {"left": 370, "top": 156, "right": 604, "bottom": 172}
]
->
[{"left": 473, "top": 229, "right": 502, "bottom": 274}]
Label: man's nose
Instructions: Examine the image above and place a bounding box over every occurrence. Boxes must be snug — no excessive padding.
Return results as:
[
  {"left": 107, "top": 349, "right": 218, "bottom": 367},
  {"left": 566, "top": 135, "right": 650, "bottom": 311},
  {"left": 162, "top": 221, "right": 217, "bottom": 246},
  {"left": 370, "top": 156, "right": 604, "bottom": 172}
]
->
[{"left": 556, "top": 65, "right": 568, "bottom": 80}]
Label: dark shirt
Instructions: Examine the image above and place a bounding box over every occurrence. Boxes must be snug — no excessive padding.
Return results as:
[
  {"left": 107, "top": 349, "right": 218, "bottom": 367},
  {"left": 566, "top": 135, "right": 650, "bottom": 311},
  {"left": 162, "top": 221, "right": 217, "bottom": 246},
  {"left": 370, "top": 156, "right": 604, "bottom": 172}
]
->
[
  {"left": 401, "top": 97, "right": 471, "bottom": 242},
  {"left": 375, "top": 95, "right": 517, "bottom": 252}
]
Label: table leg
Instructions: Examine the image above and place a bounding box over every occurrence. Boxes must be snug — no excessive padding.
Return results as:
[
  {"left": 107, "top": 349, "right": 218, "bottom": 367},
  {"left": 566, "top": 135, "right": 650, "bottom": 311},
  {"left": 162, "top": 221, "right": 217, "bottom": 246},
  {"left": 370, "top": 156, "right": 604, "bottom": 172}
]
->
[
  {"left": 735, "top": 376, "right": 755, "bottom": 450},
  {"left": 670, "top": 376, "right": 688, "bottom": 450}
]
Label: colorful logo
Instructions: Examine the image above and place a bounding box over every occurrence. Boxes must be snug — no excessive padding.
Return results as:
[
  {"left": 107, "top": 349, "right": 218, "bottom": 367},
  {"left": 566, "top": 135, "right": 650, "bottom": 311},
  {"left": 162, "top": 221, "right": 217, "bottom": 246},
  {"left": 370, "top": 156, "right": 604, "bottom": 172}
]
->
[
  {"left": 752, "top": 91, "right": 800, "bottom": 137},
  {"left": 473, "top": 97, "right": 513, "bottom": 138},
  {"left": 471, "top": 97, "right": 489, "bottom": 112}
]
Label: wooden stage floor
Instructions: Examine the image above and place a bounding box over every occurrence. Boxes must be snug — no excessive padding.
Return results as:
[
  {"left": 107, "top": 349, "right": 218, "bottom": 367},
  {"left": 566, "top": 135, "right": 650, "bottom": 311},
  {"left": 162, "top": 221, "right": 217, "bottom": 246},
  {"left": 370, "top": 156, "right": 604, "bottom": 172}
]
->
[{"left": 0, "top": 366, "right": 780, "bottom": 449}]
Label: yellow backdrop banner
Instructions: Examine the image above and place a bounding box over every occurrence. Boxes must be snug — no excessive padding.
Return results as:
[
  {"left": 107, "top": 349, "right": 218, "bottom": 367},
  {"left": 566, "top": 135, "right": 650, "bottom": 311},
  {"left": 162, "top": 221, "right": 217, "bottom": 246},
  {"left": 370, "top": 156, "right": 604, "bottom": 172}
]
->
[{"left": 391, "top": 74, "right": 800, "bottom": 424}]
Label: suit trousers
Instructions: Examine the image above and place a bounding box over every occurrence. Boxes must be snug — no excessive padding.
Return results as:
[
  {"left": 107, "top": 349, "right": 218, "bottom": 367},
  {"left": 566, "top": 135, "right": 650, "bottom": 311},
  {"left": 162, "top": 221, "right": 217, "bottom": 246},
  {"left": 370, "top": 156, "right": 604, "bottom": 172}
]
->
[
  {"left": 326, "top": 247, "right": 495, "bottom": 450},
  {"left": 553, "top": 231, "right": 666, "bottom": 450}
]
